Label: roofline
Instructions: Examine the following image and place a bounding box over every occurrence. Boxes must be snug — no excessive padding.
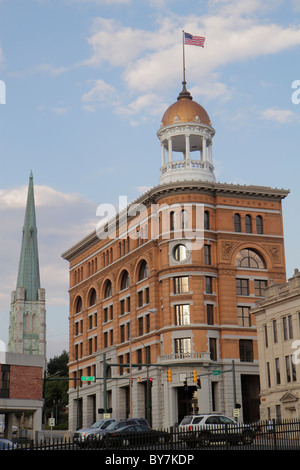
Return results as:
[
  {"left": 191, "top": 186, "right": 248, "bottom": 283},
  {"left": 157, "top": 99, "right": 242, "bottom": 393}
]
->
[{"left": 61, "top": 181, "right": 290, "bottom": 262}]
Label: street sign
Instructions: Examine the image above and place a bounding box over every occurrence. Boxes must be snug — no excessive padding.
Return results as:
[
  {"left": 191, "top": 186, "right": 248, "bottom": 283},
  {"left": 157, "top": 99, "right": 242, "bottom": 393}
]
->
[
  {"left": 212, "top": 370, "right": 221, "bottom": 376},
  {"left": 49, "top": 418, "right": 55, "bottom": 427},
  {"left": 233, "top": 408, "right": 240, "bottom": 417},
  {"left": 81, "top": 376, "right": 95, "bottom": 382}
]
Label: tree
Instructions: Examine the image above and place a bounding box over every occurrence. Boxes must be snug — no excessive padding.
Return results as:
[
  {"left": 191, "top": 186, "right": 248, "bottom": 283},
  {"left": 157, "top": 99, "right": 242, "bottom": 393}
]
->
[
  {"left": 47, "top": 349, "right": 69, "bottom": 376},
  {"left": 45, "top": 350, "right": 69, "bottom": 428}
]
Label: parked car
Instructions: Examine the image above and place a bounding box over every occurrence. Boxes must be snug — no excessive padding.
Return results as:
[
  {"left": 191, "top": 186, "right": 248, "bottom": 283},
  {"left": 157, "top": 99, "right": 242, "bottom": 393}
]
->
[
  {"left": 178, "top": 413, "right": 255, "bottom": 446},
  {"left": 73, "top": 418, "right": 117, "bottom": 445},
  {"left": 85, "top": 418, "right": 151, "bottom": 445},
  {"left": 0, "top": 439, "right": 17, "bottom": 450},
  {"left": 103, "top": 424, "right": 170, "bottom": 448}
]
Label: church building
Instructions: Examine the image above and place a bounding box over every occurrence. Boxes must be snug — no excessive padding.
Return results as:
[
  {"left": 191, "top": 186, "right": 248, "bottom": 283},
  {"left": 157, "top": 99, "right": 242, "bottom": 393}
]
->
[{"left": 62, "top": 83, "right": 288, "bottom": 430}]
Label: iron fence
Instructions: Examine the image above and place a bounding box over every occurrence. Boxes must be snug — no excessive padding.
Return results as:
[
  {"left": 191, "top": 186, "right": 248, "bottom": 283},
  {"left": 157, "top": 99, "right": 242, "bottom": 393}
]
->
[{"left": 8, "top": 418, "right": 300, "bottom": 451}]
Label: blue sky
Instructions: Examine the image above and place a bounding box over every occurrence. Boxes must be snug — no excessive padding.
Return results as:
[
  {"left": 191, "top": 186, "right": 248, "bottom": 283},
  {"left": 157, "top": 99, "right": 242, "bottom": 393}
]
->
[{"left": 0, "top": 0, "right": 300, "bottom": 358}]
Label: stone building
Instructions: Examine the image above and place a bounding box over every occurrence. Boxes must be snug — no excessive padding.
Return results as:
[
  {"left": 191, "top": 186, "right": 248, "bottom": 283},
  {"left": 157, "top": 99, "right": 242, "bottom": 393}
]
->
[
  {"left": 62, "top": 83, "right": 288, "bottom": 430},
  {"left": 252, "top": 270, "right": 300, "bottom": 420}
]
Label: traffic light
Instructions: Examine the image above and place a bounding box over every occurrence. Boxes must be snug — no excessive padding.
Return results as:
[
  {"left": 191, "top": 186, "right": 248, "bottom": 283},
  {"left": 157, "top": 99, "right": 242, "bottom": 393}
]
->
[
  {"left": 193, "top": 369, "right": 197, "bottom": 382},
  {"left": 167, "top": 369, "right": 172, "bottom": 382},
  {"left": 183, "top": 380, "right": 188, "bottom": 391},
  {"left": 149, "top": 377, "right": 153, "bottom": 387},
  {"left": 197, "top": 378, "right": 201, "bottom": 389}
]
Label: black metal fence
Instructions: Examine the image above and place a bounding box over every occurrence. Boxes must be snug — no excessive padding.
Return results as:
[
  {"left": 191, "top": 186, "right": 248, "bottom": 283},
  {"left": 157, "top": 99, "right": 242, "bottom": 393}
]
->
[{"left": 9, "top": 419, "right": 300, "bottom": 451}]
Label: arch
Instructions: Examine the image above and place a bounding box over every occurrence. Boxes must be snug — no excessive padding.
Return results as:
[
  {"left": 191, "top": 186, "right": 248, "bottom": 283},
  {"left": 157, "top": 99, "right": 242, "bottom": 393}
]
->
[
  {"left": 120, "top": 270, "right": 130, "bottom": 291},
  {"left": 103, "top": 279, "right": 113, "bottom": 299},
  {"left": 75, "top": 296, "right": 83, "bottom": 313},
  {"left": 88, "top": 287, "right": 97, "bottom": 307},
  {"left": 235, "top": 248, "right": 266, "bottom": 269},
  {"left": 138, "top": 259, "right": 149, "bottom": 281}
]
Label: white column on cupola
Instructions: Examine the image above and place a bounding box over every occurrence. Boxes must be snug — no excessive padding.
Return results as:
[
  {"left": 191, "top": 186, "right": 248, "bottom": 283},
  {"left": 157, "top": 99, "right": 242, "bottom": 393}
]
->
[
  {"left": 208, "top": 141, "right": 213, "bottom": 163},
  {"left": 161, "top": 142, "right": 165, "bottom": 166},
  {"left": 185, "top": 134, "right": 191, "bottom": 161},
  {"left": 167, "top": 137, "right": 173, "bottom": 163},
  {"left": 202, "top": 136, "right": 207, "bottom": 161}
]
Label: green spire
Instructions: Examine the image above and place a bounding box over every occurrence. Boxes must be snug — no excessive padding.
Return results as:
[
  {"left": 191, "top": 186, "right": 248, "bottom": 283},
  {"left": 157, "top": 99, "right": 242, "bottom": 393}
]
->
[{"left": 16, "top": 172, "right": 41, "bottom": 301}]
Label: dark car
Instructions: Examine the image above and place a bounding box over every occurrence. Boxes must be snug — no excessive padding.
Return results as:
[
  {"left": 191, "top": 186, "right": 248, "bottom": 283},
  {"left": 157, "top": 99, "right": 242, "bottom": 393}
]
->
[
  {"left": 103, "top": 424, "right": 170, "bottom": 448},
  {"left": 85, "top": 418, "right": 151, "bottom": 446}
]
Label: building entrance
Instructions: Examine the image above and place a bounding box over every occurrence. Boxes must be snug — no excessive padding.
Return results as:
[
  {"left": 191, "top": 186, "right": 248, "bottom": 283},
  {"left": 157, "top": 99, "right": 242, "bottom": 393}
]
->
[
  {"left": 177, "top": 386, "right": 197, "bottom": 425},
  {"left": 241, "top": 374, "right": 260, "bottom": 423}
]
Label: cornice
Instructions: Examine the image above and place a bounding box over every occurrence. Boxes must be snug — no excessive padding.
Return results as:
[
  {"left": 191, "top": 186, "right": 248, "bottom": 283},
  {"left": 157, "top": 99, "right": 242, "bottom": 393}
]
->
[{"left": 61, "top": 181, "right": 289, "bottom": 262}]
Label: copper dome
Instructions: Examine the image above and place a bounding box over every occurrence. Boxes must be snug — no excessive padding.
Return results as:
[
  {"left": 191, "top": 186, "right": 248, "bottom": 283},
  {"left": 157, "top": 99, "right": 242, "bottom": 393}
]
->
[{"left": 161, "top": 83, "right": 211, "bottom": 127}]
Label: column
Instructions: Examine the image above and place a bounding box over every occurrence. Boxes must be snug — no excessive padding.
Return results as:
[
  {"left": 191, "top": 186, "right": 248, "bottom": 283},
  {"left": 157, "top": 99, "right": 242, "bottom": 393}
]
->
[
  {"left": 185, "top": 134, "right": 191, "bottom": 161},
  {"left": 167, "top": 138, "right": 172, "bottom": 163},
  {"left": 202, "top": 136, "right": 207, "bottom": 161},
  {"left": 208, "top": 141, "right": 213, "bottom": 163},
  {"left": 161, "top": 142, "right": 165, "bottom": 167}
]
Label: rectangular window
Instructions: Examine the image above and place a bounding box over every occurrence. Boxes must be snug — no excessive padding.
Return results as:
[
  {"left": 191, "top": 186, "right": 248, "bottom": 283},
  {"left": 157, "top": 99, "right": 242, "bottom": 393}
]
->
[
  {"left": 174, "top": 338, "right": 191, "bottom": 355},
  {"left": 264, "top": 325, "right": 268, "bottom": 348},
  {"left": 138, "top": 291, "right": 143, "bottom": 307},
  {"left": 209, "top": 338, "right": 217, "bottom": 361},
  {"left": 239, "top": 339, "right": 253, "bottom": 362},
  {"left": 204, "top": 244, "right": 211, "bottom": 265},
  {"left": 205, "top": 276, "right": 213, "bottom": 294},
  {"left": 146, "top": 314, "right": 150, "bottom": 333},
  {"left": 254, "top": 279, "right": 267, "bottom": 296},
  {"left": 138, "top": 317, "right": 143, "bottom": 336},
  {"left": 288, "top": 315, "right": 293, "bottom": 339},
  {"left": 236, "top": 278, "right": 249, "bottom": 296},
  {"left": 273, "top": 320, "right": 278, "bottom": 343},
  {"left": 267, "top": 362, "right": 271, "bottom": 388},
  {"left": 285, "top": 355, "right": 291, "bottom": 383},
  {"left": 237, "top": 306, "right": 251, "bottom": 327},
  {"left": 175, "top": 304, "right": 190, "bottom": 325},
  {"left": 173, "top": 276, "right": 189, "bottom": 293},
  {"left": 120, "top": 325, "right": 125, "bottom": 343},
  {"left": 275, "top": 358, "right": 281, "bottom": 384},
  {"left": 206, "top": 304, "right": 214, "bottom": 325},
  {"left": 282, "top": 314, "right": 294, "bottom": 340},
  {"left": 0, "top": 365, "right": 10, "bottom": 399}
]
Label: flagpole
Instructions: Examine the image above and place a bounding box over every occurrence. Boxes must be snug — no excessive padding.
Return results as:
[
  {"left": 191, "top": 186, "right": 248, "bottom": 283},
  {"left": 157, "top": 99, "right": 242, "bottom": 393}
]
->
[{"left": 182, "top": 30, "right": 186, "bottom": 84}]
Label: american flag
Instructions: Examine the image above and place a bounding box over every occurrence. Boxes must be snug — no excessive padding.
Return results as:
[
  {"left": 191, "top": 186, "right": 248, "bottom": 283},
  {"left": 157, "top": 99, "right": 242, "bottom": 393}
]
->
[{"left": 184, "top": 32, "right": 205, "bottom": 47}]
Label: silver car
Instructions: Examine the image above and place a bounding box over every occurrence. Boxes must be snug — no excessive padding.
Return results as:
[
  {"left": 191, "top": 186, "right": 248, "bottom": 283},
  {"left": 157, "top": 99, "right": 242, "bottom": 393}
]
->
[{"left": 73, "top": 418, "right": 117, "bottom": 446}]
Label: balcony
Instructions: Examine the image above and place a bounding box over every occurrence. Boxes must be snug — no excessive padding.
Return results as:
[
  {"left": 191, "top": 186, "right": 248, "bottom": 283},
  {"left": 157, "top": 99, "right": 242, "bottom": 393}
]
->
[{"left": 157, "top": 352, "right": 210, "bottom": 365}]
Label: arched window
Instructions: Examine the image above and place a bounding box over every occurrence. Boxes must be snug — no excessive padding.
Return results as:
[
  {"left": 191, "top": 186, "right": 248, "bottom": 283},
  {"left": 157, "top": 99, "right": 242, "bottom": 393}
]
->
[
  {"left": 180, "top": 210, "right": 188, "bottom": 230},
  {"left": 245, "top": 215, "right": 252, "bottom": 233},
  {"left": 204, "top": 210, "right": 210, "bottom": 230},
  {"left": 120, "top": 270, "right": 130, "bottom": 290},
  {"left": 75, "top": 296, "right": 82, "bottom": 313},
  {"left": 104, "top": 280, "right": 113, "bottom": 299},
  {"left": 138, "top": 260, "right": 149, "bottom": 281},
  {"left": 256, "top": 215, "right": 263, "bottom": 234},
  {"left": 170, "top": 211, "right": 175, "bottom": 231},
  {"left": 88, "top": 288, "right": 97, "bottom": 307},
  {"left": 234, "top": 213, "right": 241, "bottom": 232},
  {"left": 235, "top": 249, "right": 266, "bottom": 269}
]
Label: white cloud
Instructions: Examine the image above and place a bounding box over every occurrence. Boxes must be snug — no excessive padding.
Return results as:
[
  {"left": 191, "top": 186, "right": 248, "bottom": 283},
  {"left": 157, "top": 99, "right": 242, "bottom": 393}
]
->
[
  {"left": 260, "top": 107, "right": 299, "bottom": 123},
  {"left": 81, "top": 78, "right": 117, "bottom": 112},
  {"left": 81, "top": 5, "right": 300, "bottom": 121}
]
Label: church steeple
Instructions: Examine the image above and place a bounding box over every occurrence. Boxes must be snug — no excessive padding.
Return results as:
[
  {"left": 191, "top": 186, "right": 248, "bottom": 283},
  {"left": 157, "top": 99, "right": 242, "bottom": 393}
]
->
[
  {"left": 8, "top": 173, "right": 46, "bottom": 358},
  {"left": 16, "top": 171, "right": 41, "bottom": 301}
]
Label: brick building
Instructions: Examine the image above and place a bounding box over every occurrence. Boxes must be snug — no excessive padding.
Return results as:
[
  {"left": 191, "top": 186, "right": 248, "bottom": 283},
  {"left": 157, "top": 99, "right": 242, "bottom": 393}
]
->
[
  {"left": 62, "top": 83, "right": 288, "bottom": 429},
  {"left": 0, "top": 352, "right": 44, "bottom": 439}
]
